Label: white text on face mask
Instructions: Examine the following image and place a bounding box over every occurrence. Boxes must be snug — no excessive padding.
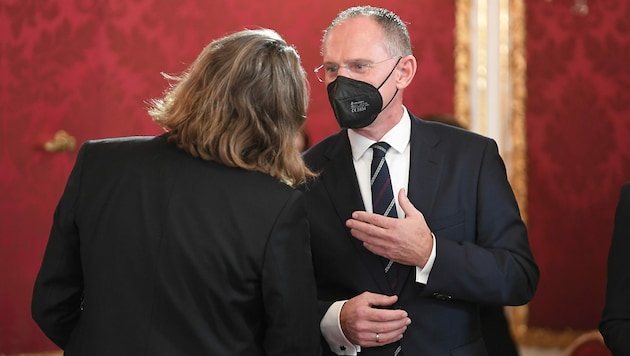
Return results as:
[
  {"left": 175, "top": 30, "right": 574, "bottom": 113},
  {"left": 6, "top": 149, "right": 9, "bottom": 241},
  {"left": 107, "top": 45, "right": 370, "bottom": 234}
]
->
[{"left": 351, "top": 101, "right": 370, "bottom": 113}]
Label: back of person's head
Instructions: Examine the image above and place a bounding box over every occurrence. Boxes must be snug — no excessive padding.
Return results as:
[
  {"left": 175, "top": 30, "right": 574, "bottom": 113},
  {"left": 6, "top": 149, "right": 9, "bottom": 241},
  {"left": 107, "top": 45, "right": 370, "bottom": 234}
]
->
[
  {"left": 149, "top": 28, "right": 313, "bottom": 186},
  {"left": 323, "top": 6, "right": 412, "bottom": 58}
]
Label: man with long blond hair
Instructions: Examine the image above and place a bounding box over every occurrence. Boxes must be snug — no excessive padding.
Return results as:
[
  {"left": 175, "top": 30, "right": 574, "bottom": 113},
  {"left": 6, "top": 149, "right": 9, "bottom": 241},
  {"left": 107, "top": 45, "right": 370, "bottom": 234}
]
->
[{"left": 32, "top": 28, "right": 320, "bottom": 355}]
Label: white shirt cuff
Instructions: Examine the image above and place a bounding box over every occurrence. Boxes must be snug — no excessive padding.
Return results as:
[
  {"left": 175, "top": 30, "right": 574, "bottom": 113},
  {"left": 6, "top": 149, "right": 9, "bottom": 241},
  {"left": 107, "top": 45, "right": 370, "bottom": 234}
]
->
[
  {"left": 320, "top": 300, "right": 361, "bottom": 355},
  {"left": 415, "top": 232, "right": 437, "bottom": 284}
]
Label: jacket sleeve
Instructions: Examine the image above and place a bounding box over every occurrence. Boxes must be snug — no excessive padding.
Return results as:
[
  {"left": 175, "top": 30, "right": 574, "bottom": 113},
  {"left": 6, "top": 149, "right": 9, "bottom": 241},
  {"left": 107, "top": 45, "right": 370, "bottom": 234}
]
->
[
  {"left": 31, "top": 143, "right": 88, "bottom": 348},
  {"left": 261, "top": 189, "right": 321, "bottom": 356},
  {"left": 424, "top": 138, "right": 539, "bottom": 305}
]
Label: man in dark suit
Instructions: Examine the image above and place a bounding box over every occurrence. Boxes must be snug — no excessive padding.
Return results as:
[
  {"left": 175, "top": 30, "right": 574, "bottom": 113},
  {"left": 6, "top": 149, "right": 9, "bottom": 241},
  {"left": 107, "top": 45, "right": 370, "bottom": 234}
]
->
[
  {"left": 300, "top": 6, "right": 539, "bottom": 355},
  {"left": 423, "top": 114, "right": 520, "bottom": 356},
  {"left": 32, "top": 29, "right": 320, "bottom": 356},
  {"left": 600, "top": 181, "right": 630, "bottom": 355}
]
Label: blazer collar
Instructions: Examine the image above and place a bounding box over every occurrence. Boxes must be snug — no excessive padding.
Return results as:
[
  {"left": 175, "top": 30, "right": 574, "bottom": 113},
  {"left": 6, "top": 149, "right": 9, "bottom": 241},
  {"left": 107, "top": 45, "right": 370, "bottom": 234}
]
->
[
  {"left": 407, "top": 113, "right": 443, "bottom": 221},
  {"left": 322, "top": 129, "right": 364, "bottom": 217}
]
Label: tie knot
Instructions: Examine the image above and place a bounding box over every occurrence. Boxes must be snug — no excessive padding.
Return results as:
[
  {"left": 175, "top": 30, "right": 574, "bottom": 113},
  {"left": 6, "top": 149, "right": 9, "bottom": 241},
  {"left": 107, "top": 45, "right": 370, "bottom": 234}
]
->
[{"left": 371, "top": 142, "right": 391, "bottom": 159}]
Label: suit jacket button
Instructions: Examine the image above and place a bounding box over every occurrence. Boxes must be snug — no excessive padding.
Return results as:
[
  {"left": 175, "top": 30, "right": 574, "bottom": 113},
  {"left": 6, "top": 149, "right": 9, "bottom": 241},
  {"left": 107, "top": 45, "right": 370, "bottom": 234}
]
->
[{"left": 340, "top": 345, "right": 346, "bottom": 351}]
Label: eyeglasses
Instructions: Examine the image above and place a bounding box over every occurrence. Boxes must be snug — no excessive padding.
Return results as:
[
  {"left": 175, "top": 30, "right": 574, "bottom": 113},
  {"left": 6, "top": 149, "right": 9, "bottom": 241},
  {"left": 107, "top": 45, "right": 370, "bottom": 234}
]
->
[{"left": 313, "top": 56, "right": 401, "bottom": 83}]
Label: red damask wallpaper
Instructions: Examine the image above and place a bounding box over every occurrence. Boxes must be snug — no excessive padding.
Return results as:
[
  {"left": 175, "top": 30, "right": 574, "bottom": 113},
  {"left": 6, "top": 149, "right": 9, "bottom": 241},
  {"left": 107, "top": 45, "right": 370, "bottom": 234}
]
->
[
  {"left": 526, "top": 0, "right": 630, "bottom": 332},
  {"left": 0, "top": 0, "right": 454, "bottom": 353}
]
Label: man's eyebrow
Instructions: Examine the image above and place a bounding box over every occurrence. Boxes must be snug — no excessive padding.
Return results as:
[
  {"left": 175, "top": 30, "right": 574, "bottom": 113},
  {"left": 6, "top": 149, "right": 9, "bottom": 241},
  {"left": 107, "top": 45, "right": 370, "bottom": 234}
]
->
[{"left": 323, "top": 58, "right": 372, "bottom": 65}]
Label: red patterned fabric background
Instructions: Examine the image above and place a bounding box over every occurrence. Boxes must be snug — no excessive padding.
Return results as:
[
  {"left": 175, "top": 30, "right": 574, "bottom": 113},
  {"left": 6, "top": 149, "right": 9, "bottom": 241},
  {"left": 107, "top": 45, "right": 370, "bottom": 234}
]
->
[
  {"left": 0, "top": 0, "right": 454, "bottom": 353},
  {"left": 526, "top": 0, "right": 630, "bottom": 332}
]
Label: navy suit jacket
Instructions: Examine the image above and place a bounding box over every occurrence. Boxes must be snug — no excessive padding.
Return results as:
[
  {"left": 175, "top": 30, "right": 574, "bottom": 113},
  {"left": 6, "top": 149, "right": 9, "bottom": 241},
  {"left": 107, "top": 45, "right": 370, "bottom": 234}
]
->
[
  {"left": 32, "top": 134, "right": 320, "bottom": 356},
  {"left": 600, "top": 181, "right": 630, "bottom": 355},
  {"left": 300, "top": 113, "right": 539, "bottom": 355}
]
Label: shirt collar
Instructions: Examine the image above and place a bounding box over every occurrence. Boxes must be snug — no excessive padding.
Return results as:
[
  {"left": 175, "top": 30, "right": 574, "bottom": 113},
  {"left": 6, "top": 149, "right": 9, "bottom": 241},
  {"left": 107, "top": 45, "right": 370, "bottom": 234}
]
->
[{"left": 348, "top": 108, "right": 411, "bottom": 161}]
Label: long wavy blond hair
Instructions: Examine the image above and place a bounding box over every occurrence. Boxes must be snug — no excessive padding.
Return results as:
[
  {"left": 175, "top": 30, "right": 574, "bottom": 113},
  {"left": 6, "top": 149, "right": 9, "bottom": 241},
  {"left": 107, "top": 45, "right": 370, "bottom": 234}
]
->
[{"left": 149, "top": 28, "right": 315, "bottom": 186}]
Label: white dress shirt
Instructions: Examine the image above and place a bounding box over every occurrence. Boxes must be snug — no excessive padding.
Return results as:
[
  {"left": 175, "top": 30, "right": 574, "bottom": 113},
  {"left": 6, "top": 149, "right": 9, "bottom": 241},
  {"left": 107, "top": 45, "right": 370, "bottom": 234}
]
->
[{"left": 320, "top": 109, "right": 437, "bottom": 355}]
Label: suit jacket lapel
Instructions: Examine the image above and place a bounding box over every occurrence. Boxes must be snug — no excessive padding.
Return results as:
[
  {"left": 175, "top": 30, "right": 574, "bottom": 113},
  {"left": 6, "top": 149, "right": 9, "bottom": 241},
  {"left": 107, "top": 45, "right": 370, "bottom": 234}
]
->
[
  {"left": 321, "top": 131, "right": 392, "bottom": 294},
  {"left": 321, "top": 131, "right": 362, "bottom": 219},
  {"left": 394, "top": 115, "right": 443, "bottom": 297},
  {"left": 407, "top": 115, "right": 443, "bottom": 221}
]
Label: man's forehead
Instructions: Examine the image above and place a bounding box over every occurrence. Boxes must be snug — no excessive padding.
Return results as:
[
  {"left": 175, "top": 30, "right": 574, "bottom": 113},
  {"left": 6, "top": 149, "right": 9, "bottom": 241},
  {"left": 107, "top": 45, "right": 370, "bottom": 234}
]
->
[
  {"left": 323, "top": 19, "right": 386, "bottom": 59},
  {"left": 327, "top": 16, "right": 379, "bottom": 38}
]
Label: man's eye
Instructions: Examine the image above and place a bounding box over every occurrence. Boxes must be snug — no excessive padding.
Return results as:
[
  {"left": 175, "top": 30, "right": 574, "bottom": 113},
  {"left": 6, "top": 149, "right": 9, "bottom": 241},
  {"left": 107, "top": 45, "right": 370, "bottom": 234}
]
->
[
  {"left": 351, "top": 63, "right": 369, "bottom": 72},
  {"left": 324, "top": 66, "right": 338, "bottom": 73}
]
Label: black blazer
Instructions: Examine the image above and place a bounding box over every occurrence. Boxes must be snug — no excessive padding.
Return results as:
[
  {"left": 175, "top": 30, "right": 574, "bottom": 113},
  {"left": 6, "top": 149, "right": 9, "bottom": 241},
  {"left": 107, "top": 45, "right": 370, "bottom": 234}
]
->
[
  {"left": 300, "top": 113, "right": 539, "bottom": 355},
  {"left": 32, "top": 135, "right": 320, "bottom": 356},
  {"left": 600, "top": 181, "right": 630, "bottom": 355}
]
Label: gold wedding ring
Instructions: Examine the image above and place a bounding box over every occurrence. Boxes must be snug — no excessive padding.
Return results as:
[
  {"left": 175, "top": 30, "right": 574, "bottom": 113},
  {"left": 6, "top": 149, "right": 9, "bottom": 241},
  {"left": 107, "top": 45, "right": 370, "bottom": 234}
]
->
[{"left": 375, "top": 332, "right": 380, "bottom": 343}]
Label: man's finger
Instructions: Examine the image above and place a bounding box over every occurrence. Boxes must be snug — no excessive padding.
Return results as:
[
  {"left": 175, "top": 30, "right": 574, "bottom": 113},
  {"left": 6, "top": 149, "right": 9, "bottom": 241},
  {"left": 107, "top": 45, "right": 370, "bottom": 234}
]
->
[
  {"left": 349, "top": 211, "right": 397, "bottom": 229},
  {"left": 397, "top": 188, "right": 420, "bottom": 219}
]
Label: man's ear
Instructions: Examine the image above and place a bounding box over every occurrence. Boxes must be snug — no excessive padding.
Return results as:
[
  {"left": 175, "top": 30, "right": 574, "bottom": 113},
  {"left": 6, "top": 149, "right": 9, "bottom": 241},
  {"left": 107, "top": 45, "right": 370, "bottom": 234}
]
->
[{"left": 396, "top": 55, "right": 417, "bottom": 89}]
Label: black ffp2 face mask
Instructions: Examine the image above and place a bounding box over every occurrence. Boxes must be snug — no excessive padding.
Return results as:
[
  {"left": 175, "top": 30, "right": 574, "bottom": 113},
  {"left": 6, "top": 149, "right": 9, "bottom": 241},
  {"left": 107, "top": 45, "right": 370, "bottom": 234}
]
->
[
  {"left": 326, "top": 58, "right": 400, "bottom": 129},
  {"left": 327, "top": 76, "right": 383, "bottom": 129}
]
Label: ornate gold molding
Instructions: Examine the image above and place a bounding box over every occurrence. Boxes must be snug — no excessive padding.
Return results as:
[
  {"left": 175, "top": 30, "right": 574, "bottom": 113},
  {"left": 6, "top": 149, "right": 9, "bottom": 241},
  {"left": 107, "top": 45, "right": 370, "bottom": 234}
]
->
[
  {"left": 455, "top": 0, "right": 527, "bottom": 218},
  {"left": 454, "top": 0, "right": 471, "bottom": 130},
  {"left": 509, "top": 0, "right": 528, "bottom": 226}
]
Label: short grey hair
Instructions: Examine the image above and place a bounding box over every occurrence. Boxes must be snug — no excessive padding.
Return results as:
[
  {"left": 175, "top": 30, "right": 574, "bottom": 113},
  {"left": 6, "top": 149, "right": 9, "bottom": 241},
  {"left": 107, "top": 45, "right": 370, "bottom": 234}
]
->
[{"left": 322, "top": 6, "right": 412, "bottom": 57}]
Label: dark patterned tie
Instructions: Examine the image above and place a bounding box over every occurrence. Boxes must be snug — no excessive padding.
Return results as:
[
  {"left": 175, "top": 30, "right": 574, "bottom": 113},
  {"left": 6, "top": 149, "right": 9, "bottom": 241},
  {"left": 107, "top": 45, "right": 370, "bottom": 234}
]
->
[
  {"left": 370, "top": 142, "right": 404, "bottom": 356},
  {"left": 371, "top": 142, "right": 397, "bottom": 219},
  {"left": 370, "top": 142, "right": 400, "bottom": 289}
]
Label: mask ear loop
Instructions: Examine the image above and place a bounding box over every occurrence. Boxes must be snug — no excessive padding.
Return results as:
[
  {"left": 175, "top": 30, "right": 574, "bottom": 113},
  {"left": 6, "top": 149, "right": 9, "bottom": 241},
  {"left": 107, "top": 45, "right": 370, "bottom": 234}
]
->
[{"left": 375, "top": 57, "right": 403, "bottom": 113}]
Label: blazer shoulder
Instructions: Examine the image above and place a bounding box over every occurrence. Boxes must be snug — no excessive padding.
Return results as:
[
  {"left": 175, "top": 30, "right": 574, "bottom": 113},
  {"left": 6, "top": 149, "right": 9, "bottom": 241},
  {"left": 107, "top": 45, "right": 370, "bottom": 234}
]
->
[
  {"left": 302, "top": 130, "right": 348, "bottom": 169},
  {"left": 412, "top": 115, "right": 494, "bottom": 152},
  {"left": 81, "top": 135, "right": 178, "bottom": 160},
  {"left": 82, "top": 135, "right": 165, "bottom": 151}
]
